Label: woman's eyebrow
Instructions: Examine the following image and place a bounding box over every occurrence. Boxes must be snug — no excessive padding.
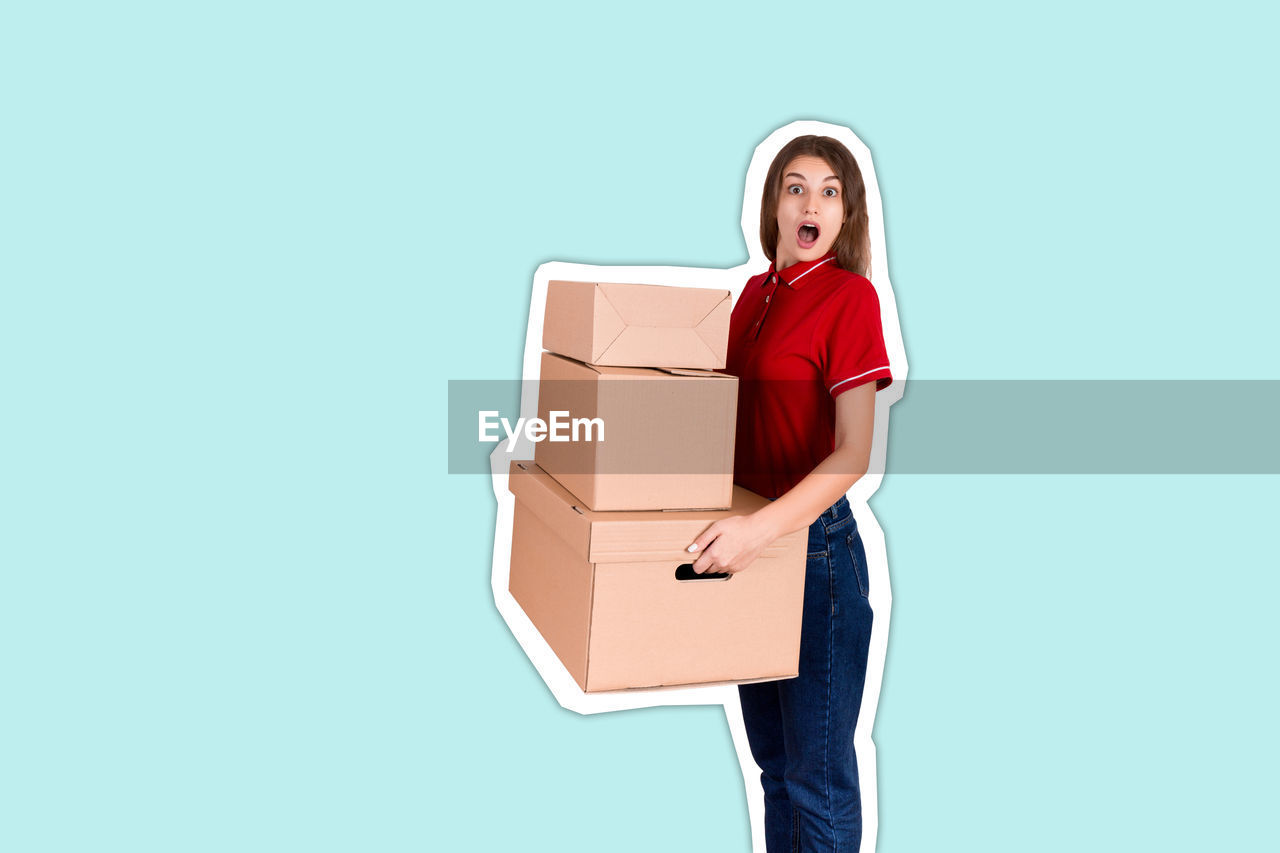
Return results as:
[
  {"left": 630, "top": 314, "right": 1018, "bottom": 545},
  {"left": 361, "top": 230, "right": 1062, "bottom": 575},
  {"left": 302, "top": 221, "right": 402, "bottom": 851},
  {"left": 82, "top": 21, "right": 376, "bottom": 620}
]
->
[{"left": 784, "top": 172, "right": 841, "bottom": 182}]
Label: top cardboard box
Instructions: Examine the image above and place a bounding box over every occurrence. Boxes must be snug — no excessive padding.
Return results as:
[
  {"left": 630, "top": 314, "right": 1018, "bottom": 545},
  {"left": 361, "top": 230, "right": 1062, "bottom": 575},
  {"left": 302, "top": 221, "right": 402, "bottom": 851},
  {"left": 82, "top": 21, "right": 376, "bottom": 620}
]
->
[{"left": 543, "top": 280, "right": 731, "bottom": 369}]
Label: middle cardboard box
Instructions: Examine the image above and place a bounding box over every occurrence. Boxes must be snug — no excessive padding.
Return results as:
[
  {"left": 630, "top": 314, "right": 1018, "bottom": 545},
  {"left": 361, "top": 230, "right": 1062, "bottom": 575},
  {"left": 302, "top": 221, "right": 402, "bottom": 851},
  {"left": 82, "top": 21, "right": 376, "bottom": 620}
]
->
[{"left": 534, "top": 351, "right": 737, "bottom": 512}]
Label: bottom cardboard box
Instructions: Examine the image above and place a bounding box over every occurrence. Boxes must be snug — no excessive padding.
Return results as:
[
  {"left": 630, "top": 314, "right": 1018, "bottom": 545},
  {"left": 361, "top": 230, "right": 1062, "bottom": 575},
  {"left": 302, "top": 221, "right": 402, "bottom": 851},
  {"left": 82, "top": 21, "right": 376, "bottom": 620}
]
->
[{"left": 509, "top": 461, "right": 807, "bottom": 693}]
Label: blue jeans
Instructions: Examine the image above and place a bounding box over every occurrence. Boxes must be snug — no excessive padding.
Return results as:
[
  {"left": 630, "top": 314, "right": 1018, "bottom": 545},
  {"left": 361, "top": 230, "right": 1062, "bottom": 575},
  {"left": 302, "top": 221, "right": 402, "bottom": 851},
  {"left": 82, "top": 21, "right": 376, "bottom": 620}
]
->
[{"left": 738, "top": 495, "right": 875, "bottom": 853}]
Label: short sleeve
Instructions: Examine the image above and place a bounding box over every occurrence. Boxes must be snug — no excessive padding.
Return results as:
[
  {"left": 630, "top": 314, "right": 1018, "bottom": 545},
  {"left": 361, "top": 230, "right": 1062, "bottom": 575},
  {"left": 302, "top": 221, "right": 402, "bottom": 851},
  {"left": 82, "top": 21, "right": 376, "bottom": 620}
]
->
[{"left": 814, "top": 275, "right": 893, "bottom": 397}]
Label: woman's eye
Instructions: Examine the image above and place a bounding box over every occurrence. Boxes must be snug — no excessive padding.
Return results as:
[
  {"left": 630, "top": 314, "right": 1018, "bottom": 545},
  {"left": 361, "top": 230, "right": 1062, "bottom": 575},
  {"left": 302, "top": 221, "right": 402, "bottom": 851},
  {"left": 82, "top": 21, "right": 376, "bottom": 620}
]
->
[
  {"left": 823, "top": 187, "right": 838, "bottom": 198},
  {"left": 787, "top": 185, "right": 803, "bottom": 194}
]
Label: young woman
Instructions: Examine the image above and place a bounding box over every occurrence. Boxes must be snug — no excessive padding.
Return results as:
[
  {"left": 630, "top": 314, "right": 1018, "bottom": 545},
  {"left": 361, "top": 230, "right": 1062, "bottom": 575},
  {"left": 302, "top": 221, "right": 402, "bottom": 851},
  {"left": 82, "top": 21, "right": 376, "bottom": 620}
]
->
[{"left": 688, "top": 134, "right": 892, "bottom": 852}]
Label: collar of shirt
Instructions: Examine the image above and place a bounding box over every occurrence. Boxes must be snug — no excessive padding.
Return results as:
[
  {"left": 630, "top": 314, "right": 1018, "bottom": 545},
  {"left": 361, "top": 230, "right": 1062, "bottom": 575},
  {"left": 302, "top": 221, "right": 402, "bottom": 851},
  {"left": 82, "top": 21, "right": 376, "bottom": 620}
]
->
[{"left": 765, "top": 252, "right": 838, "bottom": 290}]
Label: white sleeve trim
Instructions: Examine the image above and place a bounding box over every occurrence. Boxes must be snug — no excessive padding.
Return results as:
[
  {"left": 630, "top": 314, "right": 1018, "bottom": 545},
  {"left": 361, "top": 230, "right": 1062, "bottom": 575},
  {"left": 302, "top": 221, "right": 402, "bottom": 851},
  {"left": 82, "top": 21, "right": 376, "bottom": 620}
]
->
[{"left": 828, "top": 366, "right": 891, "bottom": 393}]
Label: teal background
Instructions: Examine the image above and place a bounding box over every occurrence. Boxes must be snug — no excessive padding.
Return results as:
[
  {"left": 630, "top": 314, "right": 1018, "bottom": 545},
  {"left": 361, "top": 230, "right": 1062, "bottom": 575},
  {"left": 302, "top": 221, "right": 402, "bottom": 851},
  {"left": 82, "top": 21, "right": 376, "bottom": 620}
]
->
[{"left": 3, "top": 2, "right": 1277, "bottom": 851}]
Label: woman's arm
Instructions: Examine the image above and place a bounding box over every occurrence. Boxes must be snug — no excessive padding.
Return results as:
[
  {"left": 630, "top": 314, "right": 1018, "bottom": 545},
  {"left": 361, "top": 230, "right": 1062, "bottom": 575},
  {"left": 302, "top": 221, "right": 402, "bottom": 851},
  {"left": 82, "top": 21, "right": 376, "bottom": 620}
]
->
[{"left": 688, "top": 381, "right": 876, "bottom": 574}]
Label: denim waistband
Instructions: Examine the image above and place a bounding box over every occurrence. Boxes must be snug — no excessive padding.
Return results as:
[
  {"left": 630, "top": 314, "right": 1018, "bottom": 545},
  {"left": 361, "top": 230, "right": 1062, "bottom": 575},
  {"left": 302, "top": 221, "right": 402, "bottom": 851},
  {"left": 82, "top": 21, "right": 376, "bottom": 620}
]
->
[{"left": 822, "top": 494, "right": 851, "bottom": 521}]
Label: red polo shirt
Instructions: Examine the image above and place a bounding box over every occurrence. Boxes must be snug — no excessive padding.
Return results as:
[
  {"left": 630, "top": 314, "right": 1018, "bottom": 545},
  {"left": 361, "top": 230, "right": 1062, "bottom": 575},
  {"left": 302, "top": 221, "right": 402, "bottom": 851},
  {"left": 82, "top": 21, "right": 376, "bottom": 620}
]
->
[{"left": 726, "top": 253, "right": 892, "bottom": 499}]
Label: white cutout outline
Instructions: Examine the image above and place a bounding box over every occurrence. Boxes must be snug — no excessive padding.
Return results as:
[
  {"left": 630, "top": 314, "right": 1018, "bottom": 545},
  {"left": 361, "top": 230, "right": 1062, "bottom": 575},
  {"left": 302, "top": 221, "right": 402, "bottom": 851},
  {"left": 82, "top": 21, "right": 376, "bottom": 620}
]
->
[{"left": 488, "top": 120, "right": 908, "bottom": 852}]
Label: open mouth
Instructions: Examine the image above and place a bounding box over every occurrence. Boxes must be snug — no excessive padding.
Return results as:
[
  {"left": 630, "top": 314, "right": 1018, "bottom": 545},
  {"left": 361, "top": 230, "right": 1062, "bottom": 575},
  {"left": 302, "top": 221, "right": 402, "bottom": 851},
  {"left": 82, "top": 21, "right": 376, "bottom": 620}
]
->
[{"left": 797, "top": 222, "right": 820, "bottom": 249}]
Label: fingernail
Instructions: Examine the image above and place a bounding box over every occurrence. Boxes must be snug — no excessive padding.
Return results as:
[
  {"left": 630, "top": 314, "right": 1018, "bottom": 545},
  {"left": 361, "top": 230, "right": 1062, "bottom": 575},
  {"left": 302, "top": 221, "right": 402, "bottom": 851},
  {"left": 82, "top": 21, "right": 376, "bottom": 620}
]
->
[{"left": 687, "top": 544, "right": 699, "bottom": 552}]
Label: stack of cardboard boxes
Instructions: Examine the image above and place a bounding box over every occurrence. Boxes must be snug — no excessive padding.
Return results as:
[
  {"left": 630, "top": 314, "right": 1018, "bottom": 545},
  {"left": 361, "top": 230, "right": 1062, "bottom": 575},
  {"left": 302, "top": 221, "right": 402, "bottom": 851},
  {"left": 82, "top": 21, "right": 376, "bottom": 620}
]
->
[{"left": 509, "top": 280, "right": 807, "bottom": 693}]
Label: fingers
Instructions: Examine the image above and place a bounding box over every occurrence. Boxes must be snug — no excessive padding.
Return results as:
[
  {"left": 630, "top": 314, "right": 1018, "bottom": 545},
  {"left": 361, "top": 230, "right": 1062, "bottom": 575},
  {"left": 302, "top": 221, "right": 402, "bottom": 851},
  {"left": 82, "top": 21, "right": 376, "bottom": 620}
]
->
[
  {"left": 687, "top": 521, "right": 722, "bottom": 556},
  {"left": 694, "top": 544, "right": 742, "bottom": 575},
  {"left": 689, "top": 522, "right": 724, "bottom": 574},
  {"left": 691, "top": 538, "right": 718, "bottom": 573}
]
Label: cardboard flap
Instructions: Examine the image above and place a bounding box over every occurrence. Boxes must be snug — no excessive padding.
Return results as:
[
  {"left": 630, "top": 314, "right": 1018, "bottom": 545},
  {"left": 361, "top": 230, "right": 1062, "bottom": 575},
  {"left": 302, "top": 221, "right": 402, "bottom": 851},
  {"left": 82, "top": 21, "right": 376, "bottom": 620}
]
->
[
  {"left": 599, "top": 328, "right": 719, "bottom": 368},
  {"left": 590, "top": 287, "right": 627, "bottom": 363},
  {"left": 542, "top": 281, "right": 597, "bottom": 361},
  {"left": 554, "top": 357, "right": 724, "bottom": 380},
  {"left": 693, "top": 292, "right": 731, "bottom": 324},
  {"left": 695, "top": 319, "right": 729, "bottom": 359},
  {"left": 514, "top": 461, "right": 801, "bottom": 570},
  {"left": 541, "top": 351, "right": 605, "bottom": 376},
  {"left": 588, "top": 519, "right": 717, "bottom": 563},
  {"left": 508, "top": 461, "right": 591, "bottom": 555},
  {"left": 651, "top": 366, "right": 733, "bottom": 378},
  {"left": 588, "top": 521, "right": 801, "bottom": 564},
  {"left": 597, "top": 282, "right": 728, "bottom": 327},
  {"left": 581, "top": 484, "right": 799, "bottom": 563}
]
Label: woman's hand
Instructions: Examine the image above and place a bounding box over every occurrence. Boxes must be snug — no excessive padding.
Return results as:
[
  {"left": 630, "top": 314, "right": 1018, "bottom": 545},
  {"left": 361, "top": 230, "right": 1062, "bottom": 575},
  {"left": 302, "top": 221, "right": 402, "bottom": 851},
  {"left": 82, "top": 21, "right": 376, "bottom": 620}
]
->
[
  {"left": 684, "top": 381, "right": 878, "bottom": 575},
  {"left": 687, "top": 512, "right": 778, "bottom": 574}
]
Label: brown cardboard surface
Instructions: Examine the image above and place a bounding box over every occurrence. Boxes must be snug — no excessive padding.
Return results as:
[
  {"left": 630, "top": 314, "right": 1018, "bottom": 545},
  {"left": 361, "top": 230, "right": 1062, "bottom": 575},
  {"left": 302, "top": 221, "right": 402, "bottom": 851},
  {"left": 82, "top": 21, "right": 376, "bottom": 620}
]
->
[
  {"left": 543, "top": 280, "right": 731, "bottom": 369},
  {"left": 534, "top": 352, "right": 736, "bottom": 511},
  {"left": 508, "top": 461, "right": 807, "bottom": 693}
]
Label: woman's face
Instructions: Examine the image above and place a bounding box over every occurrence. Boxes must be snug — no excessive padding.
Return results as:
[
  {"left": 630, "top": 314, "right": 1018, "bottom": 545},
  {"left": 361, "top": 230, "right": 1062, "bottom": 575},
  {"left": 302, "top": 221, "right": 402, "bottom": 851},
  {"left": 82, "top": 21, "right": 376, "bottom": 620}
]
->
[{"left": 774, "top": 155, "right": 844, "bottom": 270}]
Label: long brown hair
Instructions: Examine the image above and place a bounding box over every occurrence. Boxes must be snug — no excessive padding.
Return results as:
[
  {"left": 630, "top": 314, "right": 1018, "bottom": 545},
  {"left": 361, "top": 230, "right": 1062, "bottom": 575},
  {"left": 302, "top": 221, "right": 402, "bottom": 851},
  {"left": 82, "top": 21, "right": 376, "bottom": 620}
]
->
[{"left": 760, "top": 135, "right": 871, "bottom": 277}]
